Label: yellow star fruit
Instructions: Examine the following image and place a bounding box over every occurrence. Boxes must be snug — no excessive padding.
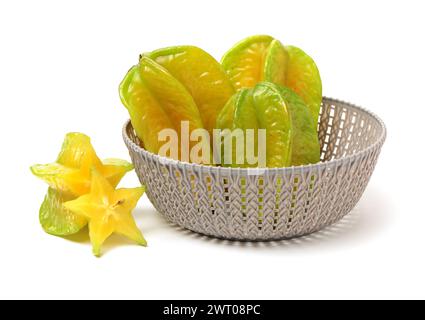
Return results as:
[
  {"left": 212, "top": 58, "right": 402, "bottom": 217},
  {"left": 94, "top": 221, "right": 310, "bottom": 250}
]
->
[
  {"left": 30, "top": 133, "right": 134, "bottom": 236},
  {"left": 31, "top": 133, "right": 133, "bottom": 196},
  {"left": 63, "top": 169, "right": 147, "bottom": 257}
]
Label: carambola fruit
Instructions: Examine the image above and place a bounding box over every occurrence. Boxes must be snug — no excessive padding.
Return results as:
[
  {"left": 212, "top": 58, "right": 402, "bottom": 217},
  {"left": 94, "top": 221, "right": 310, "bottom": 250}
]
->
[
  {"left": 216, "top": 89, "right": 260, "bottom": 167},
  {"left": 221, "top": 35, "right": 322, "bottom": 123},
  {"left": 31, "top": 133, "right": 133, "bottom": 236},
  {"left": 265, "top": 83, "right": 320, "bottom": 166},
  {"left": 145, "top": 46, "right": 235, "bottom": 138},
  {"left": 63, "top": 169, "right": 147, "bottom": 257},
  {"left": 216, "top": 82, "right": 320, "bottom": 168},
  {"left": 285, "top": 45, "right": 322, "bottom": 123},
  {"left": 217, "top": 83, "right": 293, "bottom": 168},
  {"left": 39, "top": 188, "right": 87, "bottom": 236},
  {"left": 119, "top": 56, "right": 206, "bottom": 161}
]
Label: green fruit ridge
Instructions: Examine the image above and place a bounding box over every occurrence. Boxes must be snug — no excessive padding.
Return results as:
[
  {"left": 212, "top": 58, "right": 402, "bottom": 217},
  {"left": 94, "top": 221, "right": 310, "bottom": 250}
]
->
[
  {"left": 216, "top": 89, "right": 260, "bottom": 167},
  {"left": 39, "top": 188, "right": 87, "bottom": 236},
  {"left": 267, "top": 83, "right": 321, "bottom": 166},
  {"left": 217, "top": 83, "right": 292, "bottom": 168},
  {"left": 216, "top": 82, "right": 320, "bottom": 168}
]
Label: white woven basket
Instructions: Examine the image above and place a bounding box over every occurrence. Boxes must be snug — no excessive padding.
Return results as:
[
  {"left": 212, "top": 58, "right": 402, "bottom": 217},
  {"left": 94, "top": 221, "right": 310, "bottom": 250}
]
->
[{"left": 123, "top": 97, "right": 386, "bottom": 240}]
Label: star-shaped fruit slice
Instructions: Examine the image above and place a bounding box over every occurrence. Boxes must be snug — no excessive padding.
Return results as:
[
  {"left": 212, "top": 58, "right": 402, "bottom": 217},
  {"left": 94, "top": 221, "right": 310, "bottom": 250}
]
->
[
  {"left": 31, "top": 133, "right": 134, "bottom": 236},
  {"left": 63, "top": 169, "right": 147, "bottom": 257}
]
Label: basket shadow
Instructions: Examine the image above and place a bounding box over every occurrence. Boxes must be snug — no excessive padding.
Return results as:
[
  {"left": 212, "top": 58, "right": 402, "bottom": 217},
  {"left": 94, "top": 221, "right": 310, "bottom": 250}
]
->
[
  {"left": 140, "top": 187, "right": 391, "bottom": 250},
  {"left": 61, "top": 188, "right": 390, "bottom": 255}
]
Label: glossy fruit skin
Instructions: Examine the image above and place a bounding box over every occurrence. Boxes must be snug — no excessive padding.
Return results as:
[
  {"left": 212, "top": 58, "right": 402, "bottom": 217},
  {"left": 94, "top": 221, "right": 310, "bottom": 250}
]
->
[
  {"left": 216, "top": 89, "right": 259, "bottom": 167},
  {"left": 264, "top": 83, "right": 320, "bottom": 166},
  {"left": 146, "top": 46, "right": 235, "bottom": 137},
  {"left": 233, "top": 89, "right": 259, "bottom": 167},
  {"left": 39, "top": 188, "right": 87, "bottom": 236},
  {"left": 119, "top": 57, "right": 205, "bottom": 161},
  {"left": 285, "top": 45, "right": 322, "bottom": 124},
  {"left": 216, "top": 84, "right": 293, "bottom": 168},
  {"left": 31, "top": 133, "right": 134, "bottom": 196},
  {"left": 63, "top": 169, "right": 146, "bottom": 257},
  {"left": 216, "top": 82, "right": 320, "bottom": 168},
  {"left": 31, "top": 133, "right": 134, "bottom": 236},
  {"left": 56, "top": 132, "right": 102, "bottom": 174},
  {"left": 221, "top": 36, "right": 289, "bottom": 90},
  {"left": 221, "top": 35, "right": 274, "bottom": 89},
  {"left": 119, "top": 65, "right": 174, "bottom": 155},
  {"left": 253, "top": 83, "right": 293, "bottom": 167},
  {"left": 216, "top": 91, "right": 238, "bottom": 133},
  {"left": 31, "top": 162, "right": 81, "bottom": 195},
  {"left": 215, "top": 91, "right": 237, "bottom": 165},
  {"left": 263, "top": 39, "right": 289, "bottom": 86},
  {"left": 101, "top": 158, "right": 135, "bottom": 188},
  {"left": 222, "top": 36, "right": 322, "bottom": 124}
]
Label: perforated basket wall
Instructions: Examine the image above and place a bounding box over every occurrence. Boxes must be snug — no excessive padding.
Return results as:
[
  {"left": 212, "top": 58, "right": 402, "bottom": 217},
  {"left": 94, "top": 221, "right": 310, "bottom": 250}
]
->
[{"left": 123, "top": 97, "right": 386, "bottom": 240}]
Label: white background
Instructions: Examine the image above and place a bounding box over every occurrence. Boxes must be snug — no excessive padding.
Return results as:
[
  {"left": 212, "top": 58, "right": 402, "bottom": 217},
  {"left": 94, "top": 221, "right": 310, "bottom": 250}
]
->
[{"left": 0, "top": 0, "right": 424, "bottom": 300}]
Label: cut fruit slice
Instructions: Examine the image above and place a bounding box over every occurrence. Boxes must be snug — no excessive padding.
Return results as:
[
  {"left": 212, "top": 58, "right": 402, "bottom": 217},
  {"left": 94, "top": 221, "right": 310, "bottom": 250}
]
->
[
  {"left": 39, "top": 188, "right": 87, "bottom": 236},
  {"left": 146, "top": 46, "right": 235, "bottom": 137},
  {"left": 253, "top": 83, "right": 292, "bottom": 167},
  {"left": 272, "top": 84, "right": 321, "bottom": 166},
  {"left": 285, "top": 45, "right": 322, "bottom": 123},
  {"left": 221, "top": 35, "right": 274, "bottom": 89},
  {"left": 63, "top": 169, "right": 146, "bottom": 257},
  {"left": 119, "top": 57, "right": 206, "bottom": 161}
]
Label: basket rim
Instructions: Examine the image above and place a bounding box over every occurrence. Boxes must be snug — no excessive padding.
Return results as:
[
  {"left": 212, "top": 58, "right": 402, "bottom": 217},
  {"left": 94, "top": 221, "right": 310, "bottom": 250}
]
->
[{"left": 122, "top": 96, "right": 387, "bottom": 174}]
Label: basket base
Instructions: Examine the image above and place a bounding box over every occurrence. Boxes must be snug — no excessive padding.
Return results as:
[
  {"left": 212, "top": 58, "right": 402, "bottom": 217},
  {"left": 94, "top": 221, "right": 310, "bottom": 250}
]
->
[{"left": 161, "top": 210, "right": 354, "bottom": 242}]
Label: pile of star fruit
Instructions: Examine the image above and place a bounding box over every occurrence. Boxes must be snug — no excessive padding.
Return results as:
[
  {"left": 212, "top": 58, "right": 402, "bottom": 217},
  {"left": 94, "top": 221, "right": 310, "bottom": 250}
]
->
[
  {"left": 120, "top": 34, "right": 322, "bottom": 167},
  {"left": 31, "top": 133, "right": 146, "bottom": 257},
  {"left": 31, "top": 35, "right": 322, "bottom": 257}
]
